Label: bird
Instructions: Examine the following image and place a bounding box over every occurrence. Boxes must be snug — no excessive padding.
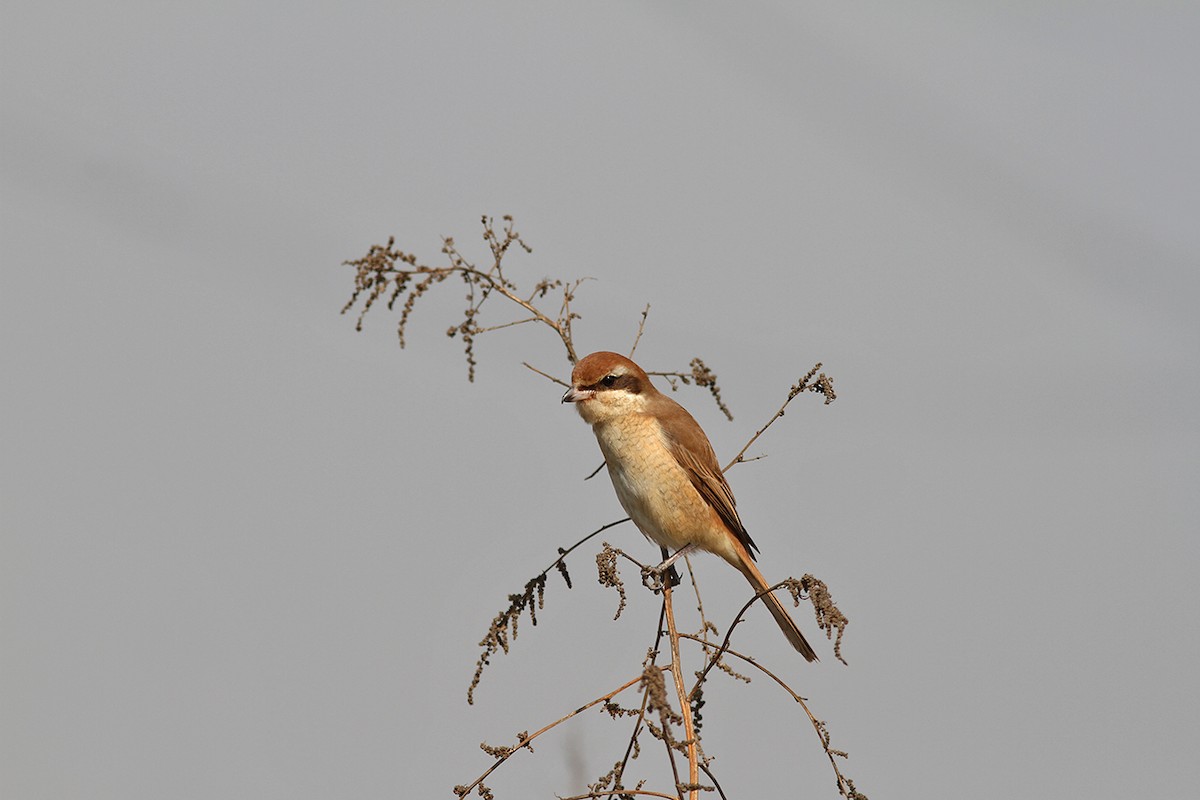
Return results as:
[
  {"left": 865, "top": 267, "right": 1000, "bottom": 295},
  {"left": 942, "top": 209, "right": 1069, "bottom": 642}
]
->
[{"left": 562, "top": 350, "right": 818, "bottom": 661}]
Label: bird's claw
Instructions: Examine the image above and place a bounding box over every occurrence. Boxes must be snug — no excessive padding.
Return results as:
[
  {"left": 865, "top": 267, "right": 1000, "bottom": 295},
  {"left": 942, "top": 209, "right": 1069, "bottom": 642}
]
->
[
  {"left": 641, "top": 564, "right": 682, "bottom": 593},
  {"left": 641, "top": 567, "right": 666, "bottom": 593}
]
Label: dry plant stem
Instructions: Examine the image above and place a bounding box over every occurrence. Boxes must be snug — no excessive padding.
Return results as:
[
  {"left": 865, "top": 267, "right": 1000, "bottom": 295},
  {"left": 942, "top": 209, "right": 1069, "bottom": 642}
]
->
[
  {"left": 688, "top": 585, "right": 784, "bottom": 697},
  {"left": 677, "top": 632, "right": 857, "bottom": 797},
  {"left": 629, "top": 304, "right": 651, "bottom": 357},
  {"left": 610, "top": 603, "right": 670, "bottom": 794},
  {"left": 521, "top": 361, "right": 568, "bottom": 388},
  {"left": 529, "top": 518, "right": 629, "bottom": 591},
  {"left": 554, "top": 518, "right": 630, "bottom": 569},
  {"left": 651, "top": 646, "right": 685, "bottom": 795},
  {"left": 645, "top": 360, "right": 733, "bottom": 421},
  {"left": 468, "top": 518, "right": 632, "bottom": 705},
  {"left": 475, "top": 316, "right": 543, "bottom": 334},
  {"left": 661, "top": 581, "right": 700, "bottom": 800},
  {"left": 612, "top": 678, "right": 653, "bottom": 792},
  {"left": 559, "top": 791, "right": 681, "bottom": 800},
  {"left": 697, "top": 764, "right": 729, "bottom": 800},
  {"left": 472, "top": 271, "right": 576, "bottom": 364},
  {"left": 343, "top": 217, "right": 582, "bottom": 370},
  {"left": 722, "top": 362, "right": 830, "bottom": 472},
  {"left": 682, "top": 556, "right": 719, "bottom": 664},
  {"left": 457, "top": 671, "right": 664, "bottom": 798}
]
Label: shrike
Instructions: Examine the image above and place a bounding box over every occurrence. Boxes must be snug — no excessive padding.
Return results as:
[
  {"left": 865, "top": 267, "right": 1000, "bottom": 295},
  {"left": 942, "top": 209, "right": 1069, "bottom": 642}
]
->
[{"left": 563, "top": 351, "right": 818, "bottom": 661}]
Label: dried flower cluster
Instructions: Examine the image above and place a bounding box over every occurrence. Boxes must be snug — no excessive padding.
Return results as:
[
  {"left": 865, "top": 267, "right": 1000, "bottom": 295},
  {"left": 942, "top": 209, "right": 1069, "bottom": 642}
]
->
[
  {"left": 797, "top": 573, "right": 851, "bottom": 665},
  {"left": 342, "top": 215, "right": 579, "bottom": 380},
  {"left": 467, "top": 575, "right": 547, "bottom": 706}
]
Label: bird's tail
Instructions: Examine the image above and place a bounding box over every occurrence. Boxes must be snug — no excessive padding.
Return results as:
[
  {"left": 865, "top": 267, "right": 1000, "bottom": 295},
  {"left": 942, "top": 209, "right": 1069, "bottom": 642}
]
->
[{"left": 736, "top": 557, "right": 819, "bottom": 662}]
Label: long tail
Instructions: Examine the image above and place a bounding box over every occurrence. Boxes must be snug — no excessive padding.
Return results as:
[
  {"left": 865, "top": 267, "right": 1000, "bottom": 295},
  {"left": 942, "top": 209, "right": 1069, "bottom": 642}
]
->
[{"left": 736, "top": 557, "right": 819, "bottom": 662}]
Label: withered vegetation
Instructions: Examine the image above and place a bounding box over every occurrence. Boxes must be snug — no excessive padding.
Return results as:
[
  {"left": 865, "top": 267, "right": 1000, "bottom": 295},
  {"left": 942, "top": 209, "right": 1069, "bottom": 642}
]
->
[{"left": 343, "top": 216, "right": 864, "bottom": 800}]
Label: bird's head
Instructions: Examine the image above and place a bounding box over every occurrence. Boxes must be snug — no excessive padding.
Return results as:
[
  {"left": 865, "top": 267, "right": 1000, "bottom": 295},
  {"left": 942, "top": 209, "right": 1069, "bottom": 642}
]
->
[{"left": 562, "top": 351, "right": 654, "bottom": 424}]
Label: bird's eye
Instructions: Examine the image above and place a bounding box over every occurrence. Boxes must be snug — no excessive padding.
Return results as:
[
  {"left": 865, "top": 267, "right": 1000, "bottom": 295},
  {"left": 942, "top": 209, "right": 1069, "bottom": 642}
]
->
[{"left": 601, "top": 374, "right": 617, "bottom": 387}]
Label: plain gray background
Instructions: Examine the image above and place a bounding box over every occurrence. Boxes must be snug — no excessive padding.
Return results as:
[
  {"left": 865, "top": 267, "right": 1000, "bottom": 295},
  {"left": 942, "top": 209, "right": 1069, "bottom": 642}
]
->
[{"left": 3, "top": 2, "right": 1197, "bottom": 798}]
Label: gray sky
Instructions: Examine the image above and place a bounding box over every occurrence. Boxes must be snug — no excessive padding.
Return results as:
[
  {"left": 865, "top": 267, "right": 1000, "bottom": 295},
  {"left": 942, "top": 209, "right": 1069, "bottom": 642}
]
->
[{"left": 3, "top": 2, "right": 1198, "bottom": 798}]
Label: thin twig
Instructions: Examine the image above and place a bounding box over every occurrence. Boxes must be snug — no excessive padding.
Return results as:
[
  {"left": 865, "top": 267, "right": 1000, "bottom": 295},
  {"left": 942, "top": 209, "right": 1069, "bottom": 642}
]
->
[
  {"left": 522, "top": 361, "right": 569, "bottom": 388},
  {"left": 457, "top": 671, "right": 662, "bottom": 797},
  {"left": 629, "top": 304, "right": 651, "bottom": 357},
  {"left": 722, "top": 363, "right": 825, "bottom": 472},
  {"left": 686, "top": 581, "right": 794, "bottom": 701},
  {"left": 475, "top": 316, "right": 542, "bottom": 333},
  {"left": 557, "top": 791, "right": 683, "bottom": 800},
  {"left": 468, "top": 518, "right": 631, "bottom": 704},
  {"left": 698, "top": 762, "right": 729, "bottom": 800},
  {"left": 677, "top": 632, "right": 856, "bottom": 795},
  {"left": 682, "top": 555, "right": 718, "bottom": 664},
  {"left": 611, "top": 589, "right": 674, "bottom": 794},
  {"left": 610, "top": 671, "right": 653, "bottom": 795},
  {"left": 550, "top": 518, "right": 630, "bottom": 581},
  {"left": 677, "top": 578, "right": 858, "bottom": 796}
]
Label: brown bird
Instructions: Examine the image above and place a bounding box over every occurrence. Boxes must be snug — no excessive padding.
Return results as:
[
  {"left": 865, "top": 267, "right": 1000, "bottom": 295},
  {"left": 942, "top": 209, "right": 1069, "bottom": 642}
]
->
[{"left": 563, "top": 351, "right": 818, "bottom": 661}]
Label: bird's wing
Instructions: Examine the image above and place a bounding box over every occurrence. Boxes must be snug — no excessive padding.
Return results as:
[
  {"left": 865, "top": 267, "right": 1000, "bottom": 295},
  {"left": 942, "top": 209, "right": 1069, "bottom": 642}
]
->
[{"left": 659, "top": 409, "right": 761, "bottom": 558}]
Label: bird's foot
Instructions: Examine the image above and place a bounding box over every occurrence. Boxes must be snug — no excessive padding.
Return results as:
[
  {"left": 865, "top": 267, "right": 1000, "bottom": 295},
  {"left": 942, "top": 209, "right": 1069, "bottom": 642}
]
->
[
  {"left": 641, "top": 544, "right": 695, "bottom": 592},
  {"left": 640, "top": 563, "right": 682, "bottom": 593}
]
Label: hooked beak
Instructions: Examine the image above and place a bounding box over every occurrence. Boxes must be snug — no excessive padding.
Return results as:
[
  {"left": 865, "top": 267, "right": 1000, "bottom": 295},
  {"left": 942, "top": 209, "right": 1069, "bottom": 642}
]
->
[{"left": 562, "top": 386, "right": 591, "bottom": 404}]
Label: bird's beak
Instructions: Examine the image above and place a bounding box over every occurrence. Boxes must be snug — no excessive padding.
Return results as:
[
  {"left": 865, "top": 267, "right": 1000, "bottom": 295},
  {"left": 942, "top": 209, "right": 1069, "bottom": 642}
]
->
[{"left": 562, "top": 386, "right": 590, "bottom": 404}]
